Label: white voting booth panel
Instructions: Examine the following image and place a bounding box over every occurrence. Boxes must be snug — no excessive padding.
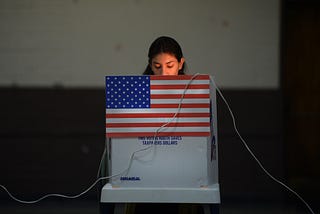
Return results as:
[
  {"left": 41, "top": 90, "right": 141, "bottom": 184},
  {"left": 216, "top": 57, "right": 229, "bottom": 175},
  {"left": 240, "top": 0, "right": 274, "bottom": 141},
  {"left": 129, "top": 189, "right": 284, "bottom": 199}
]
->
[
  {"left": 101, "top": 75, "right": 220, "bottom": 204},
  {"left": 101, "top": 136, "right": 220, "bottom": 203},
  {"left": 110, "top": 136, "right": 217, "bottom": 188}
]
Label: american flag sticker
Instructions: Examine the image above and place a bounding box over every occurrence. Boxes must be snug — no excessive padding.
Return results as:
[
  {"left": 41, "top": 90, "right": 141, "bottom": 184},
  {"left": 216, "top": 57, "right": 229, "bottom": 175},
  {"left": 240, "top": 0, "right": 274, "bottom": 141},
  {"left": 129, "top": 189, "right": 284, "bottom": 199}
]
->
[{"left": 105, "top": 75, "right": 211, "bottom": 138}]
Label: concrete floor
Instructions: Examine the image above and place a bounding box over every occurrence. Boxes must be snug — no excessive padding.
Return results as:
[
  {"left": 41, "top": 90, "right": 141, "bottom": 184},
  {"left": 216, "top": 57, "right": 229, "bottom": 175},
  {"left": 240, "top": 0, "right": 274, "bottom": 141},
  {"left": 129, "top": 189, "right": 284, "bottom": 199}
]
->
[{"left": 0, "top": 199, "right": 316, "bottom": 214}]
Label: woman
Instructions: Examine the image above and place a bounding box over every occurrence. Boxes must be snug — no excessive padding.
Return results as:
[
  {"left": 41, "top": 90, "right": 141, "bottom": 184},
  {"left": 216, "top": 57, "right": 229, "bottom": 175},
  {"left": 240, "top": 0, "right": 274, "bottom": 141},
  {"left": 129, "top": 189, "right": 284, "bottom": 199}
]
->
[{"left": 143, "top": 36, "right": 186, "bottom": 76}]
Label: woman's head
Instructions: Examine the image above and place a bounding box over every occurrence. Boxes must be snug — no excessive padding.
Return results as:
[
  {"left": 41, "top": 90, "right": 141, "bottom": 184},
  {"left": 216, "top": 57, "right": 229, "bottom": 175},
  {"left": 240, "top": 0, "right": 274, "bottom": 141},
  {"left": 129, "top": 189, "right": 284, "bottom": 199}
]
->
[{"left": 143, "top": 36, "right": 185, "bottom": 75}]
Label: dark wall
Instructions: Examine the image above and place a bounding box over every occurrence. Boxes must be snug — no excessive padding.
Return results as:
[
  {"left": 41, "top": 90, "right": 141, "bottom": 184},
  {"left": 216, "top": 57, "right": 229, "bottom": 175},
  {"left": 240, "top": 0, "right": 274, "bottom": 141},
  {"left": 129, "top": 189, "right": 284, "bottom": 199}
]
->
[
  {"left": 217, "top": 90, "right": 284, "bottom": 201},
  {"left": 0, "top": 88, "right": 105, "bottom": 200},
  {"left": 282, "top": 0, "right": 320, "bottom": 210},
  {"left": 0, "top": 88, "right": 284, "bottom": 202}
]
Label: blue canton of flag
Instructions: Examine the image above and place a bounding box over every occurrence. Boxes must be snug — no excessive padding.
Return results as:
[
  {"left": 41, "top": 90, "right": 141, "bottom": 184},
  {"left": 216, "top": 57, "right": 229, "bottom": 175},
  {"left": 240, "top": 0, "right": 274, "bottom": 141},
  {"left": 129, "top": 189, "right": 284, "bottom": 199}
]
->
[{"left": 106, "top": 76, "right": 151, "bottom": 109}]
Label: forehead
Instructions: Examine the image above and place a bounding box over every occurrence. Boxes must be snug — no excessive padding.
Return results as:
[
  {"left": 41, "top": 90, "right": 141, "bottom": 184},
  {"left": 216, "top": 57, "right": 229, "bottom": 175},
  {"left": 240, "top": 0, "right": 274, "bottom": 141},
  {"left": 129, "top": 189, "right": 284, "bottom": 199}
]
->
[{"left": 152, "top": 53, "right": 177, "bottom": 63}]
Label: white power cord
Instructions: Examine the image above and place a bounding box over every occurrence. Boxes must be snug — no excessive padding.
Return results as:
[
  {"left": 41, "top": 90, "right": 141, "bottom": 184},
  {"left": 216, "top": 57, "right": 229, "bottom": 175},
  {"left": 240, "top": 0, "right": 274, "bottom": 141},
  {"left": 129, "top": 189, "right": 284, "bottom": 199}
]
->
[
  {"left": 0, "top": 74, "right": 316, "bottom": 214},
  {"left": 210, "top": 76, "right": 316, "bottom": 214}
]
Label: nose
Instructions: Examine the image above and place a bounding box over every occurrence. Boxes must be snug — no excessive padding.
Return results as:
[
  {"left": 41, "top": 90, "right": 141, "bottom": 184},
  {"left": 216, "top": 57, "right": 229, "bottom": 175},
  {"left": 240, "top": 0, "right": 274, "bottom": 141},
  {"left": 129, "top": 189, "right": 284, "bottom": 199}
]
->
[{"left": 161, "top": 67, "right": 170, "bottom": 75}]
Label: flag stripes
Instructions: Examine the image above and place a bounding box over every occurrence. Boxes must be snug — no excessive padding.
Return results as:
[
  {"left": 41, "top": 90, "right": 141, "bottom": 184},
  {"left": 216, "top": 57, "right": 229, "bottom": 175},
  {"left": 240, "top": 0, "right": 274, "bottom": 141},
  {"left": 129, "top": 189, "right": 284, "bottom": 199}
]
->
[{"left": 105, "top": 75, "right": 210, "bottom": 137}]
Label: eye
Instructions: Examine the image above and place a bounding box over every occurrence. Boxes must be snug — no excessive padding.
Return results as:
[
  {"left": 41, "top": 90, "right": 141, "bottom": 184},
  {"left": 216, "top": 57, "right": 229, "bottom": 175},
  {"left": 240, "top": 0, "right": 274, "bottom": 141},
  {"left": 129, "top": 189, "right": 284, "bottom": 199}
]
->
[
  {"left": 167, "top": 63, "right": 174, "bottom": 68},
  {"left": 153, "top": 63, "right": 161, "bottom": 69}
]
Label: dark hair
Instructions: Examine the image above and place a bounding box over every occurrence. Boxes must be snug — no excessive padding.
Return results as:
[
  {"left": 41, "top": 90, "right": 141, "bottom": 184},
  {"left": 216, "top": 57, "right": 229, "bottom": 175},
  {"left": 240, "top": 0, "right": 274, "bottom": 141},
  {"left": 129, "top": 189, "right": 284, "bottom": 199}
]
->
[{"left": 143, "top": 36, "right": 186, "bottom": 75}]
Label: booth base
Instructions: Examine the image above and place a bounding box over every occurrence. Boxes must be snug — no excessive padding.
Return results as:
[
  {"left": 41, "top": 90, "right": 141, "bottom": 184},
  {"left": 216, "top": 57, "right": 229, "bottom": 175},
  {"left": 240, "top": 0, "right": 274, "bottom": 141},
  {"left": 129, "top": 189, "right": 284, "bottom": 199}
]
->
[{"left": 100, "top": 183, "right": 220, "bottom": 204}]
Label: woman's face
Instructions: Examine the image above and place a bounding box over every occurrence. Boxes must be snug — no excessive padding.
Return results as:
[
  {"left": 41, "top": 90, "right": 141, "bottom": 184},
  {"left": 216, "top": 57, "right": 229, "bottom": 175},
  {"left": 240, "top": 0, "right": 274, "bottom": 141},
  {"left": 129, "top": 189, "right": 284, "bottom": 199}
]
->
[{"left": 150, "top": 53, "right": 185, "bottom": 75}]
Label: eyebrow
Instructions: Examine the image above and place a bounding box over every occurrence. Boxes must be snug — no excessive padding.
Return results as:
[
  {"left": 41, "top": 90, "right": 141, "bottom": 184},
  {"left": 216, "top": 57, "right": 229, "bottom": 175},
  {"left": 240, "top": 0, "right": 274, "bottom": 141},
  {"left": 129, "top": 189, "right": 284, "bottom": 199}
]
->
[{"left": 153, "top": 60, "right": 176, "bottom": 64}]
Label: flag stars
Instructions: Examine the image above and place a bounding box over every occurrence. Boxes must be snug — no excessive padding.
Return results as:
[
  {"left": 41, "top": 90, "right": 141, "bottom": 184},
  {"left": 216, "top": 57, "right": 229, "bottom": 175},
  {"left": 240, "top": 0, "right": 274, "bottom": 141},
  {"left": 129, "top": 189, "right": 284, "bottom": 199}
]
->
[{"left": 106, "top": 76, "right": 150, "bottom": 109}]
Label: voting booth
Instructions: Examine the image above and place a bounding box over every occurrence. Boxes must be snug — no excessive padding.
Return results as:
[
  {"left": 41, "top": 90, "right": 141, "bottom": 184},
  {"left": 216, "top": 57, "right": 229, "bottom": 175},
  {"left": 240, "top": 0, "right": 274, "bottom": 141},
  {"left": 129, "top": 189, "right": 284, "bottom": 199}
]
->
[{"left": 100, "top": 75, "right": 220, "bottom": 207}]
